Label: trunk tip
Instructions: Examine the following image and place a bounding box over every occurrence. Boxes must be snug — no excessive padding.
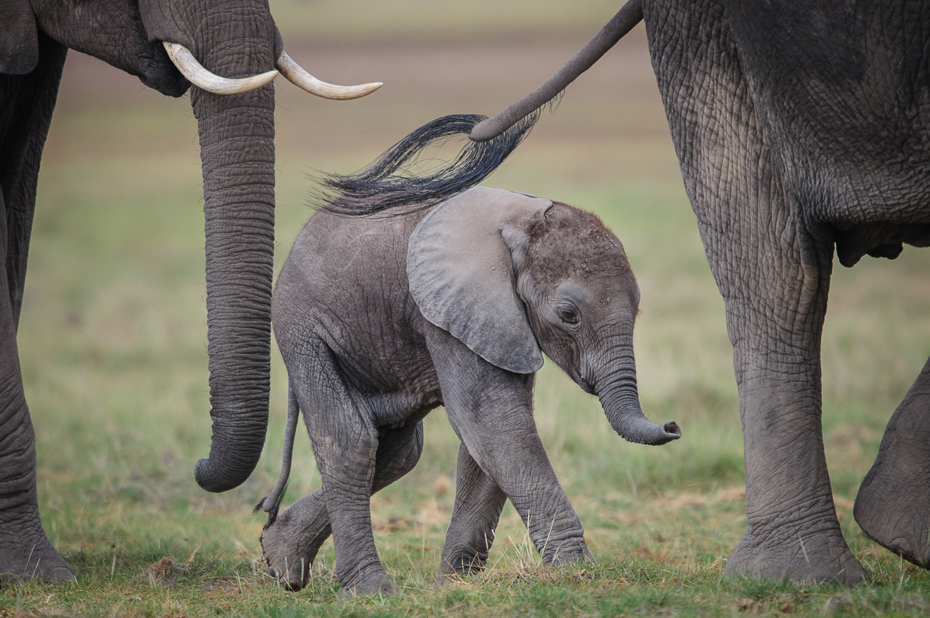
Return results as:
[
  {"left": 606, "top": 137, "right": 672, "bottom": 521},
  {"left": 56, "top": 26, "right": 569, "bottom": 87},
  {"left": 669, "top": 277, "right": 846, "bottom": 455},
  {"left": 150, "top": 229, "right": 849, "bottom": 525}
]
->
[
  {"left": 614, "top": 416, "right": 682, "bottom": 446},
  {"left": 634, "top": 420, "right": 680, "bottom": 446},
  {"left": 663, "top": 421, "right": 681, "bottom": 439},
  {"left": 195, "top": 456, "right": 251, "bottom": 493}
]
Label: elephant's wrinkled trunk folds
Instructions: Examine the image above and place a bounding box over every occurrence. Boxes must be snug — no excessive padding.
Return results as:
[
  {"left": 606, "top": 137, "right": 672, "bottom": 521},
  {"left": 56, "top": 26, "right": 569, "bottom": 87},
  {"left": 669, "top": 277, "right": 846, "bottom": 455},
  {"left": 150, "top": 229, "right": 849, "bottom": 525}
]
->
[
  {"left": 191, "top": 72, "right": 276, "bottom": 493},
  {"left": 596, "top": 358, "right": 680, "bottom": 446}
]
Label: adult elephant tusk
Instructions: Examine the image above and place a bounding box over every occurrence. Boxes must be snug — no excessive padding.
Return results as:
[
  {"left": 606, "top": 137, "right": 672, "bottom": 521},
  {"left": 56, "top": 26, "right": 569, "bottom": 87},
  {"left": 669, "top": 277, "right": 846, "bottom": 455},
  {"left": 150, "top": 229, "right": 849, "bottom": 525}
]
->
[
  {"left": 162, "top": 42, "right": 278, "bottom": 95},
  {"left": 276, "top": 52, "right": 382, "bottom": 100}
]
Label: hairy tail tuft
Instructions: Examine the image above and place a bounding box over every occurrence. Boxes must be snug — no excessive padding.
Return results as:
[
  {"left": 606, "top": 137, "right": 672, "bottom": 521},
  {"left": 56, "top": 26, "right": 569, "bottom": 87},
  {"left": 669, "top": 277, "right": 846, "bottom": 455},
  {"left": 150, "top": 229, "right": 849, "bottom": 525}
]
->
[{"left": 314, "top": 112, "right": 540, "bottom": 216}]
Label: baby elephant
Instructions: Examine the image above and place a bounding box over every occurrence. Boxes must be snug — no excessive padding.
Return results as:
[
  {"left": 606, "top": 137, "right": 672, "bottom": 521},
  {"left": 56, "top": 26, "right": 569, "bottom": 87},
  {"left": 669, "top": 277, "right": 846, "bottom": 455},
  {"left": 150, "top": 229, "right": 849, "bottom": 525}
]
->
[{"left": 260, "top": 186, "right": 680, "bottom": 597}]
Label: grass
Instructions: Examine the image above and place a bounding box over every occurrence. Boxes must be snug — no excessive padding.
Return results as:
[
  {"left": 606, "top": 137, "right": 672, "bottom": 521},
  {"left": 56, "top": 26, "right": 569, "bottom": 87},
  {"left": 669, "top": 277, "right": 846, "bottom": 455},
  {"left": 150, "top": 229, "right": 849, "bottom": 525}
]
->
[
  {"left": 267, "top": 0, "right": 623, "bottom": 43},
  {"left": 4, "top": 0, "right": 930, "bottom": 615}
]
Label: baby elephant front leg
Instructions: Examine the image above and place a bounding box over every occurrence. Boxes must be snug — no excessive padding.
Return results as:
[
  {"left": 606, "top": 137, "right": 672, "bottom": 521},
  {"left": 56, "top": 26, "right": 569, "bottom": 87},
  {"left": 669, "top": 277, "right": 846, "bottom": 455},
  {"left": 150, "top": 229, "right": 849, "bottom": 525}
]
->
[
  {"left": 427, "top": 326, "right": 591, "bottom": 567},
  {"left": 439, "top": 443, "right": 508, "bottom": 581}
]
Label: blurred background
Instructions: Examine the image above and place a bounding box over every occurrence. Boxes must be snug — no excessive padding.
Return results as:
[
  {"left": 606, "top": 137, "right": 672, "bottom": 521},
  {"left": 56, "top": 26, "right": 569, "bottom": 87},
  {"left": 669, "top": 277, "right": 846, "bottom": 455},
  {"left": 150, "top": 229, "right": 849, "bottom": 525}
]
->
[{"left": 19, "top": 0, "right": 930, "bottom": 587}]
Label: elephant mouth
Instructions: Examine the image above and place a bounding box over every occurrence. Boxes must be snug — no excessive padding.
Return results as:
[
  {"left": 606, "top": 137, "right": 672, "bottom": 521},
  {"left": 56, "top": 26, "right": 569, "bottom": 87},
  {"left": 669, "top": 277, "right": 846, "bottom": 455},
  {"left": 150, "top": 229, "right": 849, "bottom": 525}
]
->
[
  {"left": 574, "top": 375, "right": 596, "bottom": 395},
  {"left": 161, "top": 41, "right": 382, "bottom": 99}
]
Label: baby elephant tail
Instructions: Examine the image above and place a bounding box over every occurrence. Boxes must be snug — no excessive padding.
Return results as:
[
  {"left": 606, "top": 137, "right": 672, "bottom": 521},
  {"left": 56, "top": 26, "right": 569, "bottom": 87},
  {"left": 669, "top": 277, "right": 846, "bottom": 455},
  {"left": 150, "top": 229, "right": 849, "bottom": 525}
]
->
[{"left": 256, "top": 383, "right": 300, "bottom": 526}]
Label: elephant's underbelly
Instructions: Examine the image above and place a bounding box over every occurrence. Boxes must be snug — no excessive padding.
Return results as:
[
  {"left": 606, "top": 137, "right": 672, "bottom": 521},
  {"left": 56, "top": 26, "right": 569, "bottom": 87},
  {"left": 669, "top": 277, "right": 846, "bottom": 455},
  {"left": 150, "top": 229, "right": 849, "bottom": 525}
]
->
[
  {"left": 832, "top": 221, "right": 930, "bottom": 267},
  {"left": 334, "top": 341, "right": 443, "bottom": 429},
  {"left": 360, "top": 389, "right": 442, "bottom": 430}
]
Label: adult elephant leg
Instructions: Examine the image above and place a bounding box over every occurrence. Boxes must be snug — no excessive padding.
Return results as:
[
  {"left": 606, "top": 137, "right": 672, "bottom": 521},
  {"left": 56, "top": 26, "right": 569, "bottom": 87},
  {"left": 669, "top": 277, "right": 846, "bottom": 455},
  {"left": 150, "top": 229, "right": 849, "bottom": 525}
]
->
[
  {"left": 262, "top": 421, "right": 424, "bottom": 591},
  {"left": 438, "top": 442, "right": 507, "bottom": 581},
  {"left": 0, "top": 35, "right": 73, "bottom": 583},
  {"left": 713, "top": 240, "right": 867, "bottom": 585},
  {"left": 855, "top": 357, "right": 930, "bottom": 568},
  {"left": 0, "top": 230, "right": 74, "bottom": 583},
  {"left": 645, "top": 6, "right": 866, "bottom": 582}
]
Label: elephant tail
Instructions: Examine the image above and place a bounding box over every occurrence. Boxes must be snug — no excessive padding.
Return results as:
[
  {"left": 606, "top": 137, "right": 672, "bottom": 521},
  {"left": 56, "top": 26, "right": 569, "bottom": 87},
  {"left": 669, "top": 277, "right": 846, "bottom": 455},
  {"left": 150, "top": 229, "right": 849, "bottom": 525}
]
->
[
  {"left": 471, "top": 0, "right": 643, "bottom": 142},
  {"left": 256, "top": 381, "right": 300, "bottom": 526},
  {"left": 315, "top": 0, "right": 642, "bottom": 217},
  {"left": 316, "top": 112, "right": 540, "bottom": 216}
]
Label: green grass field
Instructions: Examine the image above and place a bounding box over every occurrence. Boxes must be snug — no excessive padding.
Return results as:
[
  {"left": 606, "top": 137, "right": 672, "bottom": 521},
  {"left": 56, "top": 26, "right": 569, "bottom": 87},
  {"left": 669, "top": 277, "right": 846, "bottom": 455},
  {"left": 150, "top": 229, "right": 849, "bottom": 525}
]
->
[{"left": 3, "top": 0, "right": 930, "bottom": 615}]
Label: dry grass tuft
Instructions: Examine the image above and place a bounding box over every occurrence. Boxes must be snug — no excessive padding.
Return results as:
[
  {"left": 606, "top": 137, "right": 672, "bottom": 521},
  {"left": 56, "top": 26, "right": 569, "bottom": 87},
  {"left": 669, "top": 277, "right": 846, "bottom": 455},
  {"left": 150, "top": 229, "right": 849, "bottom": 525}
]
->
[{"left": 141, "top": 556, "right": 190, "bottom": 588}]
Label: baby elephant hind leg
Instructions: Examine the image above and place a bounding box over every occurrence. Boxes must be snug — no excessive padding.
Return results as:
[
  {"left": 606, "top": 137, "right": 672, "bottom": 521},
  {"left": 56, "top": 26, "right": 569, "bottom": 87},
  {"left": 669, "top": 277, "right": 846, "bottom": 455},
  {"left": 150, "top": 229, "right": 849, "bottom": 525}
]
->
[
  {"left": 260, "top": 489, "right": 330, "bottom": 591},
  {"left": 438, "top": 442, "right": 508, "bottom": 582},
  {"left": 262, "top": 420, "right": 424, "bottom": 592},
  {"left": 855, "top": 356, "right": 930, "bottom": 568}
]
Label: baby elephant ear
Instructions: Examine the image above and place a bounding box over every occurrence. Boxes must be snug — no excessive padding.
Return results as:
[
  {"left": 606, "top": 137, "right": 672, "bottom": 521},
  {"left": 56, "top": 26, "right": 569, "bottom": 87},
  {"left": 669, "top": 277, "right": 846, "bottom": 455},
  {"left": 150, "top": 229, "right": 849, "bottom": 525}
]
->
[
  {"left": 408, "top": 186, "right": 552, "bottom": 374},
  {"left": 0, "top": 0, "right": 39, "bottom": 75}
]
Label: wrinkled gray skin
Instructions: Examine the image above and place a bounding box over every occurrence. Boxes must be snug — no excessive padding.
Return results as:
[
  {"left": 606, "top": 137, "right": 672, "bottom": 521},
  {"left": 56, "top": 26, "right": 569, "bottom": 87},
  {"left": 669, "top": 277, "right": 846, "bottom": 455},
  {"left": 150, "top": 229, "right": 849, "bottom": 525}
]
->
[
  {"left": 469, "top": 0, "right": 930, "bottom": 586},
  {"left": 260, "top": 186, "right": 680, "bottom": 597},
  {"left": 0, "top": 0, "right": 356, "bottom": 583}
]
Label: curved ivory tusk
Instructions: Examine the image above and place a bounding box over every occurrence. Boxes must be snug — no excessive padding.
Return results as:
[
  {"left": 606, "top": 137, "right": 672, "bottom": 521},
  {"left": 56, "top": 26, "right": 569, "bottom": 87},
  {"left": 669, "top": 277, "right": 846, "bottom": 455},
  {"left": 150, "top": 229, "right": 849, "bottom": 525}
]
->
[
  {"left": 276, "top": 52, "right": 382, "bottom": 100},
  {"left": 162, "top": 42, "right": 278, "bottom": 95}
]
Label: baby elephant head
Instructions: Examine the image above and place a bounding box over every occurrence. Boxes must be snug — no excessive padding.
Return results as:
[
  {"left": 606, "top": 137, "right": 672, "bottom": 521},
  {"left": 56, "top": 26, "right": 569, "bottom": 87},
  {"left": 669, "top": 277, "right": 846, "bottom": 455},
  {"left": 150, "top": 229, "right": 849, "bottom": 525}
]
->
[{"left": 407, "top": 186, "right": 680, "bottom": 445}]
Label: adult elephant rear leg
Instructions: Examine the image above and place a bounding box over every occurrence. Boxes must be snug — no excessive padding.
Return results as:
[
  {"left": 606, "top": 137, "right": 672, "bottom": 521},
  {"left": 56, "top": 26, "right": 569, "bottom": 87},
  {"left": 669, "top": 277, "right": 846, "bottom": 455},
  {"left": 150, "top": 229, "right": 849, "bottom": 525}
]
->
[
  {"left": 261, "top": 414, "right": 424, "bottom": 591},
  {"left": 710, "top": 236, "right": 867, "bottom": 585},
  {"left": 855, "top": 357, "right": 930, "bottom": 568}
]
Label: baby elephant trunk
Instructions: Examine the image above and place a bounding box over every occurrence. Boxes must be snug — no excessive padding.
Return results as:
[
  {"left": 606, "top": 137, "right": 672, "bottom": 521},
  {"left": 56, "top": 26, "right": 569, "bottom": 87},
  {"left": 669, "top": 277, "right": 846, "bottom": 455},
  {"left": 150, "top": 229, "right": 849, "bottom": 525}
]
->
[{"left": 598, "top": 381, "right": 681, "bottom": 446}]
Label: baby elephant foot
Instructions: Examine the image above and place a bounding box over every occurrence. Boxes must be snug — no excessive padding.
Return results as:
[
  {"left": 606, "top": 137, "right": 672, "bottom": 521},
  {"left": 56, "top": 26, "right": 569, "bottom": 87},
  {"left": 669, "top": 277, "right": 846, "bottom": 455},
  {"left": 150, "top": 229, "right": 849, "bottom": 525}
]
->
[
  {"left": 542, "top": 536, "right": 592, "bottom": 566},
  {"left": 437, "top": 546, "right": 491, "bottom": 584},
  {"left": 438, "top": 523, "right": 497, "bottom": 583},
  {"left": 259, "top": 491, "right": 332, "bottom": 591},
  {"left": 337, "top": 567, "right": 397, "bottom": 599}
]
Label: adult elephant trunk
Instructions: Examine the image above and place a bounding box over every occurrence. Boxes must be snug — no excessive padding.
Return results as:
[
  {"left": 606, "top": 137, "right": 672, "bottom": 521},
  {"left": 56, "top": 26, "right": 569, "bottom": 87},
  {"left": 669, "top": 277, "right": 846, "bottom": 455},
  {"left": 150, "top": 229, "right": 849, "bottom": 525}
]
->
[
  {"left": 190, "top": 71, "right": 276, "bottom": 493},
  {"left": 594, "top": 336, "right": 680, "bottom": 446}
]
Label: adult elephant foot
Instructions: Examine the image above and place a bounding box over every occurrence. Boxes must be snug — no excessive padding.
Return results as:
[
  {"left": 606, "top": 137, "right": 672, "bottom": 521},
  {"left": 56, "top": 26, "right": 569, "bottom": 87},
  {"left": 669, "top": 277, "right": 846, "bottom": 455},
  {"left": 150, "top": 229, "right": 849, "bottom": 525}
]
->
[
  {"left": 724, "top": 527, "right": 868, "bottom": 585},
  {"left": 260, "top": 490, "right": 331, "bottom": 591},
  {"left": 854, "top": 358, "right": 930, "bottom": 568},
  {"left": 0, "top": 377, "right": 75, "bottom": 584},
  {"left": 0, "top": 525, "right": 75, "bottom": 584},
  {"left": 856, "top": 469, "right": 930, "bottom": 568}
]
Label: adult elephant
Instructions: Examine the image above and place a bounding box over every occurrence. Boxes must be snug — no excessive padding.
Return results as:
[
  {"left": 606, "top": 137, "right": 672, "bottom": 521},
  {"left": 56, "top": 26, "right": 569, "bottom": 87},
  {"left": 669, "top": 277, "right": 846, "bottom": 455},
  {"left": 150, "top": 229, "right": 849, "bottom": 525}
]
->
[
  {"left": 0, "top": 0, "right": 379, "bottom": 582},
  {"left": 322, "top": 0, "right": 930, "bottom": 586}
]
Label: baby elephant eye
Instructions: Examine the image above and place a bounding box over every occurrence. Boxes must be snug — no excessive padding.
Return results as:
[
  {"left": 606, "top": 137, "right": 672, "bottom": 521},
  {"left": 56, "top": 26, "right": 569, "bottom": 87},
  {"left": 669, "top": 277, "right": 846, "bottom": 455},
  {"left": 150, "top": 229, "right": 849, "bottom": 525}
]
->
[{"left": 557, "top": 306, "right": 580, "bottom": 325}]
